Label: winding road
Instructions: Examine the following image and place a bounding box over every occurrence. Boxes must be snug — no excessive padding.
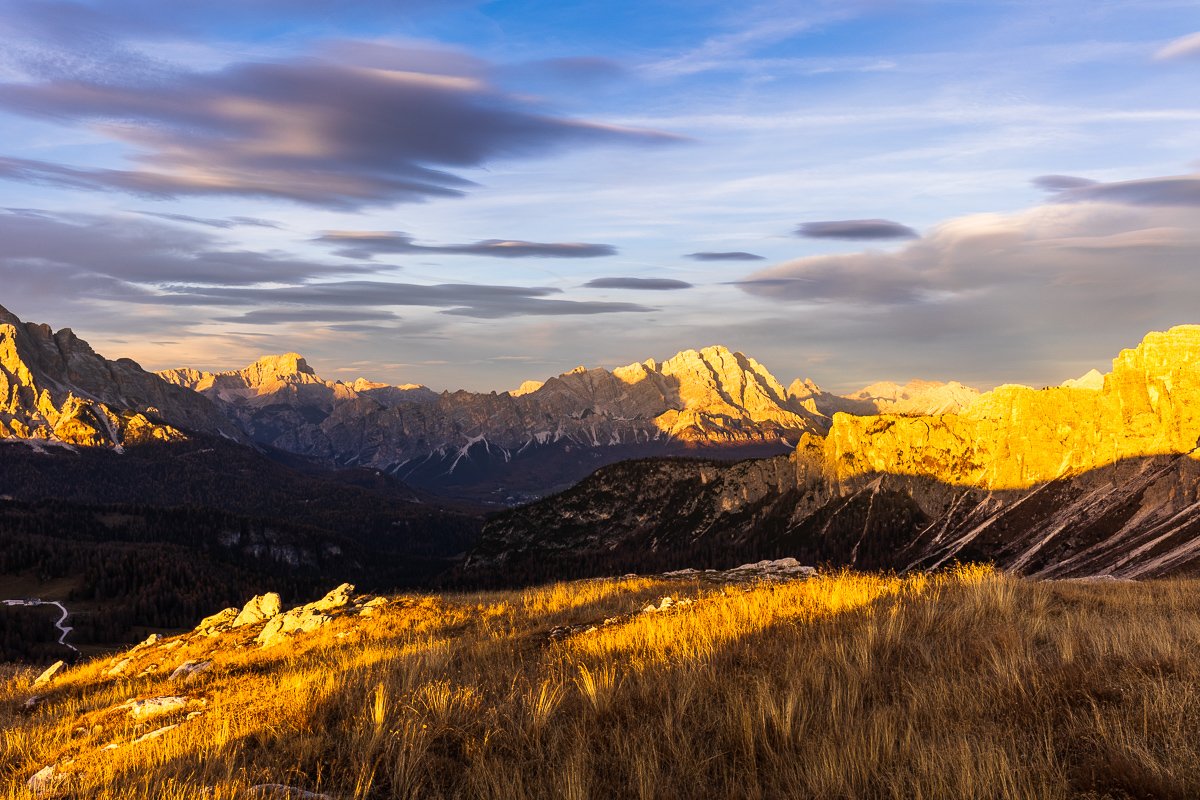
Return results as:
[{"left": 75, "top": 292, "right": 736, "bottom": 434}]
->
[{"left": 3, "top": 598, "right": 78, "bottom": 653}]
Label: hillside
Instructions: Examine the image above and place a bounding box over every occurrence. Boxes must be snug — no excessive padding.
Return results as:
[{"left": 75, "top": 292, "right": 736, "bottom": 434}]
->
[
  {"left": 5, "top": 567, "right": 1200, "bottom": 799},
  {"left": 470, "top": 326, "right": 1200, "bottom": 582}
]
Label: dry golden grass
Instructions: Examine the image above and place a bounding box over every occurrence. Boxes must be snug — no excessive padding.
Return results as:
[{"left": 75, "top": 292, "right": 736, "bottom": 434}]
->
[{"left": 5, "top": 566, "right": 1200, "bottom": 799}]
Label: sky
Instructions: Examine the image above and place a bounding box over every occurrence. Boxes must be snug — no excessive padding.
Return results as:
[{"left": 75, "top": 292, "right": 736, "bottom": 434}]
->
[{"left": 0, "top": 0, "right": 1198, "bottom": 393}]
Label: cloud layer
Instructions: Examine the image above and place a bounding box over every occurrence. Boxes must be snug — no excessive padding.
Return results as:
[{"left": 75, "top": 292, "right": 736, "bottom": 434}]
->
[
  {"left": 741, "top": 197, "right": 1200, "bottom": 312},
  {"left": 1038, "top": 173, "right": 1200, "bottom": 207},
  {"left": 0, "top": 44, "right": 680, "bottom": 209}
]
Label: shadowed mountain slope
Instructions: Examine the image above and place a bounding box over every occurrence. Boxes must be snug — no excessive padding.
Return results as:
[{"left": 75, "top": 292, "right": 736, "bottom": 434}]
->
[{"left": 467, "top": 326, "right": 1200, "bottom": 582}]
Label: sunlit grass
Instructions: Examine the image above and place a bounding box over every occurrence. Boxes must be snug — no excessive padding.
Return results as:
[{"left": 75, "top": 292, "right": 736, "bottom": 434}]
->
[{"left": 4, "top": 568, "right": 1200, "bottom": 798}]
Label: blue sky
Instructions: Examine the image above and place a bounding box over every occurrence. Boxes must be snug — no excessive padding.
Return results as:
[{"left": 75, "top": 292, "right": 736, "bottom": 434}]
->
[{"left": 0, "top": 0, "right": 1198, "bottom": 392}]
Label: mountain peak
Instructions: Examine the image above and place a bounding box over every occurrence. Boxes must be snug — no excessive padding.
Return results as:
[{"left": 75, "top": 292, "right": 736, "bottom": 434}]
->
[
  {"left": 0, "top": 307, "right": 236, "bottom": 447},
  {"left": 243, "top": 352, "right": 316, "bottom": 385},
  {"left": 1061, "top": 369, "right": 1105, "bottom": 390}
]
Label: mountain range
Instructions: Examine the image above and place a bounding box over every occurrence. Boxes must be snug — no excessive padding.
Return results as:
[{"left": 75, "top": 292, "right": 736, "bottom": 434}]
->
[
  {"left": 469, "top": 325, "right": 1200, "bottom": 582},
  {"left": 7, "top": 300, "right": 1200, "bottom": 609},
  {"left": 157, "top": 344, "right": 978, "bottom": 501}
]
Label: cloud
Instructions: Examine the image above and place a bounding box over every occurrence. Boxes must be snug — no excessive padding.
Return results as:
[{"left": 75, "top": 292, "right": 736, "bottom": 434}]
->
[
  {"left": 739, "top": 199, "right": 1200, "bottom": 309},
  {"left": 0, "top": 1, "right": 463, "bottom": 46},
  {"left": 144, "top": 280, "right": 657, "bottom": 319},
  {"left": 0, "top": 44, "right": 682, "bottom": 209},
  {"left": 316, "top": 231, "right": 617, "bottom": 259},
  {"left": 136, "top": 211, "right": 282, "bottom": 229},
  {"left": 685, "top": 251, "right": 765, "bottom": 261},
  {"left": 1031, "top": 175, "right": 1098, "bottom": 192},
  {"left": 0, "top": 208, "right": 361, "bottom": 285},
  {"left": 795, "top": 219, "right": 919, "bottom": 240},
  {"left": 583, "top": 277, "right": 693, "bottom": 290},
  {"left": 214, "top": 309, "right": 400, "bottom": 325},
  {"left": 1155, "top": 31, "right": 1200, "bottom": 60},
  {"left": 1040, "top": 173, "right": 1200, "bottom": 207}
]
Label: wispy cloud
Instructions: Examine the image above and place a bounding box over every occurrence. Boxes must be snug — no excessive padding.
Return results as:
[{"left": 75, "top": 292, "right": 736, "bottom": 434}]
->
[
  {"left": 796, "top": 219, "right": 918, "bottom": 240},
  {"left": 1155, "top": 31, "right": 1200, "bottom": 60},
  {"left": 317, "top": 231, "right": 617, "bottom": 259},
  {"left": 143, "top": 280, "right": 658, "bottom": 319},
  {"left": 0, "top": 43, "right": 682, "bottom": 209},
  {"left": 135, "top": 211, "right": 282, "bottom": 229},
  {"left": 686, "top": 251, "right": 764, "bottom": 261},
  {"left": 583, "top": 277, "right": 693, "bottom": 290}
]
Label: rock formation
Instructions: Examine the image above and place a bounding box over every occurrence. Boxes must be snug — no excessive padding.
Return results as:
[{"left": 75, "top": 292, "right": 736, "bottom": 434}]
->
[
  {"left": 0, "top": 305, "right": 239, "bottom": 448},
  {"left": 827, "top": 325, "right": 1200, "bottom": 490}
]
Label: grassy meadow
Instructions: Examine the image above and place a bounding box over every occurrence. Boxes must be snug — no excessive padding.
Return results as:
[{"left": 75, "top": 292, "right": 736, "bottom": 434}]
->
[{"left": 4, "top": 566, "right": 1200, "bottom": 799}]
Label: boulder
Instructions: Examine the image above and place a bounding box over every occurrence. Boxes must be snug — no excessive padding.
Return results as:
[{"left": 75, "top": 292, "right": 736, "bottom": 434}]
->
[
  {"left": 131, "top": 633, "right": 162, "bottom": 651},
  {"left": 309, "top": 583, "right": 354, "bottom": 613},
  {"left": 256, "top": 608, "right": 332, "bottom": 648},
  {"left": 33, "top": 660, "right": 64, "bottom": 686},
  {"left": 232, "top": 593, "right": 282, "bottom": 628},
  {"left": 122, "top": 695, "right": 194, "bottom": 720},
  {"left": 195, "top": 607, "right": 238, "bottom": 636},
  {"left": 28, "top": 764, "right": 62, "bottom": 796},
  {"left": 169, "top": 660, "right": 212, "bottom": 681},
  {"left": 254, "top": 584, "right": 355, "bottom": 647}
]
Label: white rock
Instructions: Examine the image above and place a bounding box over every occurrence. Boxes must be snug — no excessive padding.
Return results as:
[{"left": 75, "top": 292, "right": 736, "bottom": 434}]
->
[
  {"left": 169, "top": 660, "right": 213, "bottom": 681},
  {"left": 131, "top": 633, "right": 162, "bottom": 651},
  {"left": 308, "top": 583, "right": 355, "bottom": 613},
  {"left": 131, "top": 724, "right": 179, "bottom": 744},
  {"left": 232, "top": 593, "right": 282, "bottom": 628},
  {"left": 106, "top": 658, "right": 131, "bottom": 677},
  {"left": 28, "top": 765, "right": 61, "bottom": 795},
  {"left": 122, "top": 695, "right": 195, "bottom": 720},
  {"left": 195, "top": 607, "right": 238, "bottom": 636},
  {"left": 34, "top": 660, "right": 64, "bottom": 685}
]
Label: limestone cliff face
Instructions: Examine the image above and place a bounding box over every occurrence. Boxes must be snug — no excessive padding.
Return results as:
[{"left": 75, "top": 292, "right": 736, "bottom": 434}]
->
[
  {"left": 826, "top": 325, "right": 1200, "bottom": 490},
  {"left": 0, "top": 305, "right": 237, "bottom": 448}
]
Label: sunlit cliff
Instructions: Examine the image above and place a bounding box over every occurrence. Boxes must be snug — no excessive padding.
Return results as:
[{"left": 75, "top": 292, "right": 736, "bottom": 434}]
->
[{"left": 825, "top": 325, "right": 1200, "bottom": 490}]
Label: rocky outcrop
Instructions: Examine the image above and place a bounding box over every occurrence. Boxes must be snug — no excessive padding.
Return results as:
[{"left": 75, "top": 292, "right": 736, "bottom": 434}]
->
[
  {"left": 470, "top": 327, "right": 1200, "bottom": 581},
  {"left": 256, "top": 583, "right": 355, "bottom": 647},
  {"left": 231, "top": 593, "right": 282, "bottom": 628},
  {"left": 0, "top": 305, "right": 239, "bottom": 448}
]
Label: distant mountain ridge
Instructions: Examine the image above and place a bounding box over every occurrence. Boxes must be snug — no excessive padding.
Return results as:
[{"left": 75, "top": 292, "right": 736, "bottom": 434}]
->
[
  {"left": 159, "top": 344, "right": 981, "bottom": 501},
  {"left": 468, "top": 325, "right": 1200, "bottom": 581},
  {"left": 0, "top": 302, "right": 983, "bottom": 504}
]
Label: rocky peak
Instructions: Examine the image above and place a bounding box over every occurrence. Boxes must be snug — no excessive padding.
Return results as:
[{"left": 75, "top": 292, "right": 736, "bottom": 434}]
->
[
  {"left": 1061, "top": 369, "right": 1105, "bottom": 390},
  {"left": 241, "top": 353, "right": 319, "bottom": 387},
  {"left": 509, "top": 380, "right": 544, "bottom": 397},
  {"left": 0, "top": 305, "right": 236, "bottom": 447}
]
